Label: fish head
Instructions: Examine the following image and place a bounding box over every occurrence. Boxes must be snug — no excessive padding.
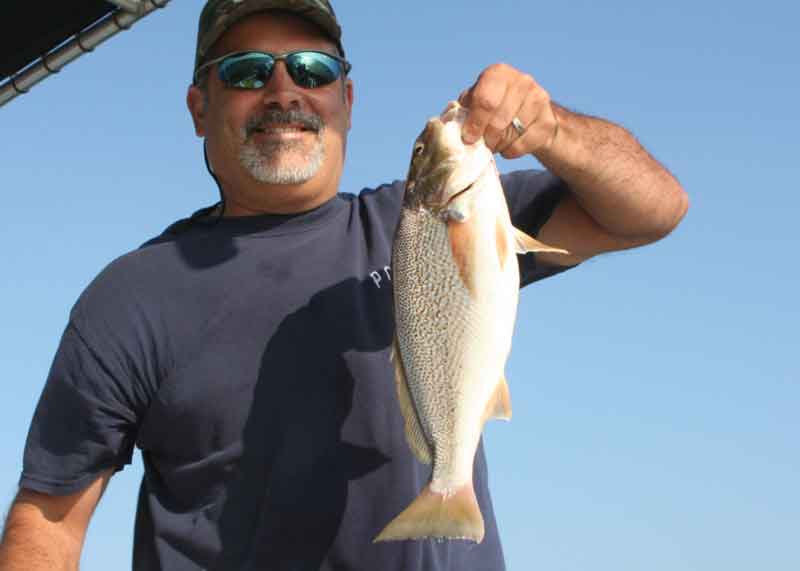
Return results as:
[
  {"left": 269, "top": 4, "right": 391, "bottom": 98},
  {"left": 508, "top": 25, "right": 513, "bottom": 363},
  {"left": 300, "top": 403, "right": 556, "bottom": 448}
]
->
[{"left": 403, "top": 101, "right": 494, "bottom": 212}]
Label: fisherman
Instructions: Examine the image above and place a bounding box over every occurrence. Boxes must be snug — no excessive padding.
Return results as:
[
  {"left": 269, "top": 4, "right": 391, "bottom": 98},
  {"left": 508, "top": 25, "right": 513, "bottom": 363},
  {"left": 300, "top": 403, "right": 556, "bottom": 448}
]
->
[{"left": 0, "top": 1, "right": 688, "bottom": 570}]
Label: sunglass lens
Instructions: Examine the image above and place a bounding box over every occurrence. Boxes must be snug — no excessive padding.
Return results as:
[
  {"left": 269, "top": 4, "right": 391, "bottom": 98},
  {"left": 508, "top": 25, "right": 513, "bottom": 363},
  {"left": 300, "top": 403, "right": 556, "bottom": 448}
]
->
[
  {"left": 219, "top": 53, "right": 273, "bottom": 89},
  {"left": 287, "top": 52, "right": 342, "bottom": 88}
]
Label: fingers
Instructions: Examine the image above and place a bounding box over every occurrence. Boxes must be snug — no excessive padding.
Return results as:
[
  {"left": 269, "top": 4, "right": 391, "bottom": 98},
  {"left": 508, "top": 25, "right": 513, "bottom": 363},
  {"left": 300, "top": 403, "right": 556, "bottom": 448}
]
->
[
  {"left": 459, "top": 64, "right": 555, "bottom": 158},
  {"left": 499, "top": 87, "right": 557, "bottom": 159},
  {"left": 484, "top": 74, "right": 534, "bottom": 151},
  {"left": 460, "top": 65, "right": 510, "bottom": 145}
]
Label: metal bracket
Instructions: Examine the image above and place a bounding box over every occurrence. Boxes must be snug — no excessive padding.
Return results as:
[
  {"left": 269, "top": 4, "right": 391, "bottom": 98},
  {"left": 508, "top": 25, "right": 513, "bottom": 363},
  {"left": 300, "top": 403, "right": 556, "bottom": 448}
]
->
[{"left": 106, "top": 0, "right": 145, "bottom": 14}]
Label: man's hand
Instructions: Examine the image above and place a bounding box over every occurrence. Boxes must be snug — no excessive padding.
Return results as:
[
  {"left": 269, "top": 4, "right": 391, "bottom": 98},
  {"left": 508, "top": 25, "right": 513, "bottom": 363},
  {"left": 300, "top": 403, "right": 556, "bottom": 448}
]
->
[
  {"left": 458, "top": 62, "right": 688, "bottom": 264},
  {"left": 459, "top": 63, "right": 558, "bottom": 158}
]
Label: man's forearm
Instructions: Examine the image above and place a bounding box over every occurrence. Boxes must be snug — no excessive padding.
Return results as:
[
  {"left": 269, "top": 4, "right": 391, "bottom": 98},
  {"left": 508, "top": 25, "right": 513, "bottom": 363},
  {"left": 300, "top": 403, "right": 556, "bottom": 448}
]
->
[
  {"left": 537, "top": 103, "right": 688, "bottom": 240},
  {"left": 0, "top": 506, "right": 80, "bottom": 571}
]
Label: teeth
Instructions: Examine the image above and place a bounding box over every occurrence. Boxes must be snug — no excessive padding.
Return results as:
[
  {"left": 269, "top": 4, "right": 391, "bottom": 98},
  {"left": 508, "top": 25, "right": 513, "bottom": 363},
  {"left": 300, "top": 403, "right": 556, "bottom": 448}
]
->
[{"left": 259, "top": 127, "right": 305, "bottom": 133}]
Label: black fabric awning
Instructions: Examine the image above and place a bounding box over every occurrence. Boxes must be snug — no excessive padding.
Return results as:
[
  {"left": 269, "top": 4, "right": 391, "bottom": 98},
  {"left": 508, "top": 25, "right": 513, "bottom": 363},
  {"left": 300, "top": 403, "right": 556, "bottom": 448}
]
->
[{"left": 0, "top": 1, "right": 116, "bottom": 81}]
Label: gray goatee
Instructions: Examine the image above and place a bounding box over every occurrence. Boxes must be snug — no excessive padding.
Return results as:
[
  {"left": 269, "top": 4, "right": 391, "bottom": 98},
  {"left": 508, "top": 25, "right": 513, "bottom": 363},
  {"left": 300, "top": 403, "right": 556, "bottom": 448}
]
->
[{"left": 239, "top": 110, "right": 325, "bottom": 184}]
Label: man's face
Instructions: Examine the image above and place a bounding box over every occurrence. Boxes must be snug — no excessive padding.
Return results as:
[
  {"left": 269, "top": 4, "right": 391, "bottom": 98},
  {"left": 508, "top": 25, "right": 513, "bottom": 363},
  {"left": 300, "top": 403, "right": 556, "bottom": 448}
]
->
[{"left": 187, "top": 11, "right": 354, "bottom": 215}]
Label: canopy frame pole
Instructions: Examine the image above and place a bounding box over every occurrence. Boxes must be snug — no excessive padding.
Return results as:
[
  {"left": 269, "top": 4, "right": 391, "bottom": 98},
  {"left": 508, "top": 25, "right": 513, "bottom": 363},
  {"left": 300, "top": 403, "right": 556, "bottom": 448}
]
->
[{"left": 0, "top": 0, "right": 171, "bottom": 109}]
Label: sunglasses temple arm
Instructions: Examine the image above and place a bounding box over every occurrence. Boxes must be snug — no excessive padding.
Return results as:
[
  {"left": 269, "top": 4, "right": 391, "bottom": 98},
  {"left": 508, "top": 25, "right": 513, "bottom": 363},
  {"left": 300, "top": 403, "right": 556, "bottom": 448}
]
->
[{"left": 193, "top": 53, "right": 229, "bottom": 84}]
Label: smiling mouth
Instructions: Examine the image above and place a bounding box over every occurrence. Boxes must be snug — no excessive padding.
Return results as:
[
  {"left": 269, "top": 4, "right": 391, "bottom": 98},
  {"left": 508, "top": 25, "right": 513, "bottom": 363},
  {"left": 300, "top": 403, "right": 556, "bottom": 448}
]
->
[{"left": 252, "top": 124, "right": 314, "bottom": 134}]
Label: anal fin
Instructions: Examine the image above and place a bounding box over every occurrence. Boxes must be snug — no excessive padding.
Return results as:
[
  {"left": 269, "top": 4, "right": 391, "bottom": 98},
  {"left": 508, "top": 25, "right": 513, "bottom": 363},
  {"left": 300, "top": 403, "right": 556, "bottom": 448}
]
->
[
  {"left": 391, "top": 337, "right": 432, "bottom": 464},
  {"left": 483, "top": 376, "right": 513, "bottom": 424}
]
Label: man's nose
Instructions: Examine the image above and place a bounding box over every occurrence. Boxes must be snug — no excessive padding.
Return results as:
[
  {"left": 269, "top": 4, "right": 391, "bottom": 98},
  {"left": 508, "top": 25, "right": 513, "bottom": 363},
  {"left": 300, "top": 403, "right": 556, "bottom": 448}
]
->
[{"left": 260, "top": 61, "right": 302, "bottom": 109}]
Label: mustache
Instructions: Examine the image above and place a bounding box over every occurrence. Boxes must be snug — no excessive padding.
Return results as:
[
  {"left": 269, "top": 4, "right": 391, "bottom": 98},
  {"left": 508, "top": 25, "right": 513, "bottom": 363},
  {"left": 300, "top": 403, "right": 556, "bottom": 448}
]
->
[{"left": 245, "top": 110, "right": 324, "bottom": 136}]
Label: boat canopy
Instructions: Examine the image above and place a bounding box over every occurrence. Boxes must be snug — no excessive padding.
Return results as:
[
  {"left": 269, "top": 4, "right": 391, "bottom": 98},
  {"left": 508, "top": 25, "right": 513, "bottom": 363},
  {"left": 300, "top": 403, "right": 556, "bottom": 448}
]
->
[{"left": 1, "top": 0, "right": 170, "bottom": 108}]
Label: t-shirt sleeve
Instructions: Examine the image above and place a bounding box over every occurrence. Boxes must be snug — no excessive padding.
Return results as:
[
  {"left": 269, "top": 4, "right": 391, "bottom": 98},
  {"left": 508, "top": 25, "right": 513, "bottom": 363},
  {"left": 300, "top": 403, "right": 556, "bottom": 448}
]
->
[
  {"left": 20, "top": 323, "right": 139, "bottom": 495},
  {"left": 500, "top": 168, "right": 579, "bottom": 286},
  {"left": 19, "top": 260, "right": 158, "bottom": 496}
]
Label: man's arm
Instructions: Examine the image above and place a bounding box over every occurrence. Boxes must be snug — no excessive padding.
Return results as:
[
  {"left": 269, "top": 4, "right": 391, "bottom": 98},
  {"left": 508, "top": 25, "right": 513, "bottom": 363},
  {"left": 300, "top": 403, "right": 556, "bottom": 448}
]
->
[
  {"left": 0, "top": 470, "right": 112, "bottom": 571},
  {"left": 459, "top": 64, "right": 689, "bottom": 265},
  {"left": 534, "top": 102, "right": 688, "bottom": 264}
]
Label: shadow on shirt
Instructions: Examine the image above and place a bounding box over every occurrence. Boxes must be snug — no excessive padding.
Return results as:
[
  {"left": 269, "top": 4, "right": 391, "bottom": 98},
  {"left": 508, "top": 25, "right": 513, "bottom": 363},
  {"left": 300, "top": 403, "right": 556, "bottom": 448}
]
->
[{"left": 210, "top": 275, "right": 394, "bottom": 570}]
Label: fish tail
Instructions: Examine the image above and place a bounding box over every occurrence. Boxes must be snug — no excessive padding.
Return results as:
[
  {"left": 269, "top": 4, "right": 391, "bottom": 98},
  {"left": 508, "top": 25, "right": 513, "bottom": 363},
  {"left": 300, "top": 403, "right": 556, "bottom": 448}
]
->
[{"left": 373, "top": 483, "right": 484, "bottom": 543}]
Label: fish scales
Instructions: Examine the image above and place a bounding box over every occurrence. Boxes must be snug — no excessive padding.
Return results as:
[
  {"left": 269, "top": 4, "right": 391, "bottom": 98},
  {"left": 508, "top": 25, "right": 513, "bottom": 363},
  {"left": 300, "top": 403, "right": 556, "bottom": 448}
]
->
[
  {"left": 374, "top": 101, "right": 568, "bottom": 544},
  {"left": 392, "top": 207, "right": 481, "bottom": 479}
]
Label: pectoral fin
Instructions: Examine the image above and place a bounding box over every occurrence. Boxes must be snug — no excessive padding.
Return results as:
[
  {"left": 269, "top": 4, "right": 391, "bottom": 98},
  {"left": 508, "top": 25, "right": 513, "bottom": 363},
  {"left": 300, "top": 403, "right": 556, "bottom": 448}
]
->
[
  {"left": 391, "top": 337, "right": 432, "bottom": 464},
  {"left": 496, "top": 218, "right": 511, "bottom": 270},
  {"left": 448, "top": 210, "right": 479, "bottom": 296},
  {"left": 513, "top": 226, "right": 570, "bottom": 255}
]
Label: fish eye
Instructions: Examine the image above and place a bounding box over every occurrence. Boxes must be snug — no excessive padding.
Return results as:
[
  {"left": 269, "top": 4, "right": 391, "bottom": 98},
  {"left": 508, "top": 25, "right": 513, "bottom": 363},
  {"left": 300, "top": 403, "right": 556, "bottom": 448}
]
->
[{"left": 413, "top": 143, "right": 425, "bottom": 157}]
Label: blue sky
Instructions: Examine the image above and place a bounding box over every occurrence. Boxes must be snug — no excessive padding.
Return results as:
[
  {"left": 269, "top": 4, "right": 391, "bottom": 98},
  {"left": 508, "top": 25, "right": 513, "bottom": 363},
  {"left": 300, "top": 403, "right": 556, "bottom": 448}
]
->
[{"left": 1, "top": 1, "right": 798, "bottom": 569}]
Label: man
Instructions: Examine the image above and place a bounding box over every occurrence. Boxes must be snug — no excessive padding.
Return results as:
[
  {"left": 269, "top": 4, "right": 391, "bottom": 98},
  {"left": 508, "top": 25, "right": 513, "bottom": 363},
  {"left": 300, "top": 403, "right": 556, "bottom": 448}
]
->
[{"left": 0, "top": 0, "right": 688, "bottom": 569}]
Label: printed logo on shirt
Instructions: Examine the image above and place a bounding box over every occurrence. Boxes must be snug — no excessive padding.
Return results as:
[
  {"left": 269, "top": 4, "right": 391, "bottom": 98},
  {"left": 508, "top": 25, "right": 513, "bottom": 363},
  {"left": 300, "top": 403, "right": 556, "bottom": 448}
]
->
[{"left": 369, "top": 266, "right": 392, "bottom": 289}]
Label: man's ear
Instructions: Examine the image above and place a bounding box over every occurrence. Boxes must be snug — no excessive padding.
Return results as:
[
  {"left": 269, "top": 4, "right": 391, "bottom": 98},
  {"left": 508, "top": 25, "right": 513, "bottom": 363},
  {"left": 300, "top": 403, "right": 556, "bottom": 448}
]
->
[
  {"left": 187, "top": 85, "right": 208, "bottom": 137},
  {"left": 345, "top": 78, "right": 354, "bottom": 130}
]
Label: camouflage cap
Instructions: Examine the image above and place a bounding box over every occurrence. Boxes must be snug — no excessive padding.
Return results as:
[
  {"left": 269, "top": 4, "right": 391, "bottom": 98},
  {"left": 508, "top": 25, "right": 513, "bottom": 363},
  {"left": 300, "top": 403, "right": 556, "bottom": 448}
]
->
[{"left": 195, "top": 0, "right": 344, "bottom": 71}]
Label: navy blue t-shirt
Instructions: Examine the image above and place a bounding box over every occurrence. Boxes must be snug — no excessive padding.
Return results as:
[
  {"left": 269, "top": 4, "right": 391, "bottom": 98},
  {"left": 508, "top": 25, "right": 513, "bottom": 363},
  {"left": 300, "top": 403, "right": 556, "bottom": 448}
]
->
[{"left": 21, "top": 171, "right": 574, "bottom": 570}]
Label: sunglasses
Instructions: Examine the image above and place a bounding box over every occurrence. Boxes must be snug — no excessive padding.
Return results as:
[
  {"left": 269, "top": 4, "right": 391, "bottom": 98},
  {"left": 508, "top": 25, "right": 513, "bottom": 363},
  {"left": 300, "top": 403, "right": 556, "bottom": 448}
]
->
[{"left": 194, "top": 50, "right": 352, "bottom": 90}]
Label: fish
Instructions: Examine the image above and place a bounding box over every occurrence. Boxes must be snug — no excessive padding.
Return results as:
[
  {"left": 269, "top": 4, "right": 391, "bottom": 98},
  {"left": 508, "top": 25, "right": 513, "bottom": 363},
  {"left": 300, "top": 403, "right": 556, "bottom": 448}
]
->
[{"left": 374, "top": 101, "right": 568, "bottom": 544}]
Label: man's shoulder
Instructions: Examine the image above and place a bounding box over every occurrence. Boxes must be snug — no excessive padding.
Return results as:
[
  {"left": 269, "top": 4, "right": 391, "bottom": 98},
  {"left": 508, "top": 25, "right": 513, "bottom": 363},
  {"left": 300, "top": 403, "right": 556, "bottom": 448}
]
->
[
  {"left": 137, "top": 204, "right": 221, "bottom": 249},
  {"left": 356, "top": 179, "right": 404, "bottom": 197},
  {"left": 88, "top": 186, "right": 406, "bottom": 297},
  {"left": 99, "top": 215, "right": 196, "bottom": 280},
  {"left": 352, "top": 180, "right": 405, "bottom": 209},
  {"left": 72, "top": 209, "right": 215, "bottom": 317},
  {"left": 340, "top": 180, "right": 402, "bottom": 227},
  {"left": 73, "top": 243, "right": 175, "bottom": 315}
]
